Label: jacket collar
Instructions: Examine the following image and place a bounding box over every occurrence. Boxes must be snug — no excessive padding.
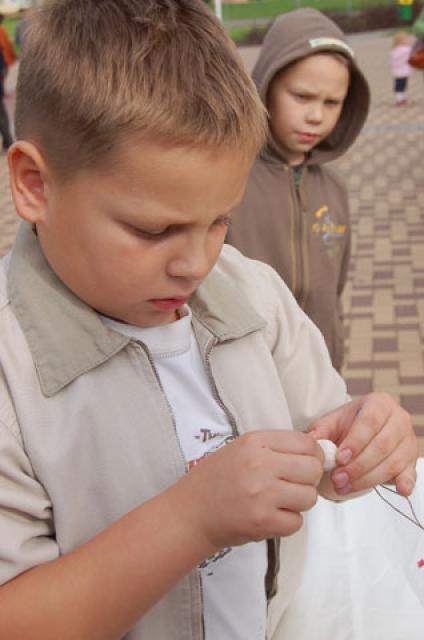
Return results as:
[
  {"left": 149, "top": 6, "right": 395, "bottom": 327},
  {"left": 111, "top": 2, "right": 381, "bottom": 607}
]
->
[{"left": 8, "top": 224, "right": 264, "bottom": 396}]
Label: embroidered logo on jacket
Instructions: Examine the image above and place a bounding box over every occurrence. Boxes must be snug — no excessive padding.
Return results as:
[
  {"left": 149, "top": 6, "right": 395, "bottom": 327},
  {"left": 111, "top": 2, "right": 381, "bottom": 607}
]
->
[{"left": 311, "top": 205, "right": 347, "bottom": 257}]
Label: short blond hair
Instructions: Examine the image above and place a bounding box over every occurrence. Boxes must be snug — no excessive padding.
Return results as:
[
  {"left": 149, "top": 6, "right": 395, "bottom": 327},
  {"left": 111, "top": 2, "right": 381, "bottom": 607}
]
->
[
  {"left": 15, "top": 0, "right": 266, "bottom": 179},
  {"left": 392, "top": 31, "right": 410, "bottom": 48}
]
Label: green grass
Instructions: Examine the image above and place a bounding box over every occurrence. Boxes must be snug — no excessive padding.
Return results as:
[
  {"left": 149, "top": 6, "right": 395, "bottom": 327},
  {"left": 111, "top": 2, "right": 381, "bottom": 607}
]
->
[
  {"left": 4, "top": 16, "right": 22, "bottom": 55},
  {"left": 221, "top": 0, "right": 399, "bottom": 21},
  {"left": 229, "top": 24, "right": 269, "bottom": 43},
  {"left": 4, "top": 17, "right": 18, "bottom": 40},
  {"left": 229, "top": 25, "right": 256, "bottom": 40}
]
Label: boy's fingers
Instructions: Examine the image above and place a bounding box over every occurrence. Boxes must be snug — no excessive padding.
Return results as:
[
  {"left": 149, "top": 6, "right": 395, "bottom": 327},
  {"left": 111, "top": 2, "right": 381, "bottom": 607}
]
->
[
  {"left": 338, "top": 399, "right": 416, "bottom": 482},
  {"left": 245, "top": 429, "right": 321, "bottom": 458},
  {"left": 335, "top": 464, "right": 417, "bottom": 497},
  {"left": 308, "top": 393, "right": 418, "bottom": 497},
  {"left": 270, "top": 451, "right": 324, "bottom": 486},
  {"left": 273, "top": 479, "right": 319, "bottom": 513},
  {"left": 335, "top": 394, "right": 410, "bottom": 465},
  {"left": 262, "top": 510, "right": 303, "bottom": 540},
  {"left": 337, "top": 420, "right": 403, "bottom": 480},
  {"left": 332, "top": 438, "right": 417, "bottom": 496},
  {"left": 394, "top": 463, "right": 417, "bottom": 496},
  {"left": 308, "top": 414, "right": 338, "bottom": 441},
  {"left": 308, "top": 398, "right": 363, "bottom": 444}
]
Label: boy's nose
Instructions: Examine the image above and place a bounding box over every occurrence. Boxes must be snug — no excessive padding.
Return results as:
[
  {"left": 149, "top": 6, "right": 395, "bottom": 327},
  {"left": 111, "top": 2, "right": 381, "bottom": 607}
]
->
[
  {"left": 167, "top": 238, "right": 212, "bottom": 282},
  {"left": 306, "top": 103, "right": 323, "bottom": 123}
]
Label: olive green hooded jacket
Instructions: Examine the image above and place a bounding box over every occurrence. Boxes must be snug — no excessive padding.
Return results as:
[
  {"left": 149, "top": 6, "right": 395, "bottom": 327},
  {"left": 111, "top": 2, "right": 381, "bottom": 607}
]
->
[{"left": 228, "top": 8, "right": 370, "bottom": 371}]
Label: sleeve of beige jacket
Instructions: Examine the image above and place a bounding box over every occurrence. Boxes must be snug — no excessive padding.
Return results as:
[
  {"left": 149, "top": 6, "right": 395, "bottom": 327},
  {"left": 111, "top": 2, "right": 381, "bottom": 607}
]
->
[
  {"left": 253, "top": 259, "right": 350, "bottom": 429},
  {"left": 0, "top": 399, "right": 59, "bottom": 585}
]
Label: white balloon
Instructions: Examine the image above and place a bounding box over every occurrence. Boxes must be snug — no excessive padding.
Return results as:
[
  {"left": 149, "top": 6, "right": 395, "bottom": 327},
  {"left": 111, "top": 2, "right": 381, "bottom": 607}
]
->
[{"left": 317, "top": 439, "right": 338, "bottom": 471}]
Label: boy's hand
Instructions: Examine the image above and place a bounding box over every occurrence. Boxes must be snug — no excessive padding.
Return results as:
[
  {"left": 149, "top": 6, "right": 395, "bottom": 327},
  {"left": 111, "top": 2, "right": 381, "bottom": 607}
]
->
[
  {"left": 177, "top": 430, "right": 324, "bottom": 553},
  {"left": 308, "top": 392, "right": 418, "bottom": 498}
]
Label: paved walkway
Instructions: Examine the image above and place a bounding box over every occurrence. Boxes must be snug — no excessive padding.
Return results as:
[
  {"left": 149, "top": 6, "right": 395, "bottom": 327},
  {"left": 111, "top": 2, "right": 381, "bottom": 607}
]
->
[
  {"left": 336, "top": 36, "right": 424, "bottom": 458},
  {"left": 0, "top": 33, "right": 423, "bottom": 455}
]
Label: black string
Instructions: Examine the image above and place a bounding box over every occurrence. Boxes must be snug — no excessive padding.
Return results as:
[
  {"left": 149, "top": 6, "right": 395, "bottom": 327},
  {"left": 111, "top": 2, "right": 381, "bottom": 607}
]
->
[{"left": 374, "top": 484, "right": 424, "bottom": 532}]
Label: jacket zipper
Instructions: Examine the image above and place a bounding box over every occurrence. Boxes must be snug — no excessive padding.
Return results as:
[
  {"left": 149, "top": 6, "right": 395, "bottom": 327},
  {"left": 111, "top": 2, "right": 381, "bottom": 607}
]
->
[
  {"left": 203, "top": 337, "right": 239, "bottom": 439},
  {"left": 195, "top": 332, "right": 243, "bottom": 638},
  {"left": 200, "top": 336, "right": 239, "bottom": 639},
  {"left": 291, "top": 168, "right": 309, "bottom": 308},
  {"left": 204, "top": 337, "right": 277, "bottom": 640},
  {"left": 135, "top": 339, "right": 206, "bottom": 639},
  {"left": 199, "top": 574, "right": 205, "bottom": 640}
]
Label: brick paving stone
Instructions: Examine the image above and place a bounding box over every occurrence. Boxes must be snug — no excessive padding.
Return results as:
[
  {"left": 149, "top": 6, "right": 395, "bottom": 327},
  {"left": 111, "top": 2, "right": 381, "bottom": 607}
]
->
[
  {"left": 373, "top": 337, "right": 398, "bottom": 352},
  {"left": 401, "top": 395, "right": 424, "bottom": 415},
  {"left": 346, "top": 378, "right": 374, "bottom": 395}
]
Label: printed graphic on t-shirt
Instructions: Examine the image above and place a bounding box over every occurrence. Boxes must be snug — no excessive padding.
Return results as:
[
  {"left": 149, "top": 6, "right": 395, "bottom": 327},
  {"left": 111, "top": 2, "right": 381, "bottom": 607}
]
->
[
  {"left": 199, "top": 547, "right": 233, "bottom": 576},
  {"left": 187, "top": 429, "right": 235, "bottom": 471},
  {"left": 188, "top": 426, "right": 267, "bottom": 638},
  {"left": 187, "top": 428, "right": 236, "bottom": 573}
]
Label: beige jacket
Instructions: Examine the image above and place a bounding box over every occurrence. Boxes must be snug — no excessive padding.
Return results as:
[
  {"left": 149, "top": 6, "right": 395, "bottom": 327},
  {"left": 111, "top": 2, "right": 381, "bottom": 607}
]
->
[{"left": 0, "top": 224, "right": 348, "bottom": 639}]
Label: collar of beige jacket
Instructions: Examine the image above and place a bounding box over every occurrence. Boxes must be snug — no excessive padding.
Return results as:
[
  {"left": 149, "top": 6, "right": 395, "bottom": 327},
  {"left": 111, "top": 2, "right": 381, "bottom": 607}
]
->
[{"left": 7, "top": 223, "right": 264, "bottom": 397}]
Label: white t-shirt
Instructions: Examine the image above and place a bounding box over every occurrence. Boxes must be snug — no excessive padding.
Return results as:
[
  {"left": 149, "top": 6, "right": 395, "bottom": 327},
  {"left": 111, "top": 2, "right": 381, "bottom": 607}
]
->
[{"left": 101, "top": 307, "right": 268, "bottom": 639}]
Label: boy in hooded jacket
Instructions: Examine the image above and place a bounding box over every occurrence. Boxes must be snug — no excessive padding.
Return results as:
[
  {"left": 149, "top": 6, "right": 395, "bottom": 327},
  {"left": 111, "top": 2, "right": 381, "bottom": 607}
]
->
[{"left": 227, "top": 8, "right": 370, "bottom": 371}]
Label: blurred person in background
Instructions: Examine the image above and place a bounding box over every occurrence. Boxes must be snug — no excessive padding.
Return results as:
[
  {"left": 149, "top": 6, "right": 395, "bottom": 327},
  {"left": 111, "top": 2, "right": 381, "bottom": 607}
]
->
[
  {"left": 0, "top": 13, "right": 16, "bottom": 75},
  {"left": 390, "top": 31, "right": 413, "bottom": 106},
  {"left": 0, "top": 46, "right": 13, "bottom": 151}
]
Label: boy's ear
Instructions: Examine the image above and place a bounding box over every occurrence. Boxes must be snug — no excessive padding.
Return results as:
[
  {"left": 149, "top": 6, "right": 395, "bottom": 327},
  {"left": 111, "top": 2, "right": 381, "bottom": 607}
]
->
[{"left": 8, "top": 141, "right": 51, "bottom": 224}]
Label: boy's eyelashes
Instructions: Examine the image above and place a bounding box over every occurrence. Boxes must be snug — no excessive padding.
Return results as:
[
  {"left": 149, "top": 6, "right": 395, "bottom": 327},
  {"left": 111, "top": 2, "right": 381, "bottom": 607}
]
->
[
  {"left": 135, "top": 227, "right": 172, "bottom": 240},
  {"left": 325, "top": 99, "right": 343, "bottom": 107},
  {"left": 291, "top": 91, "right": 343, "bottom": 107},
  {"left": 127, "top": 216, "right": 232, "bottom": 241},
  {"left": 119, "top": 221, "right": 174, "bottom": 241},
  {"left": 292, "top": 92, "right": 311, "bottom": 101}
]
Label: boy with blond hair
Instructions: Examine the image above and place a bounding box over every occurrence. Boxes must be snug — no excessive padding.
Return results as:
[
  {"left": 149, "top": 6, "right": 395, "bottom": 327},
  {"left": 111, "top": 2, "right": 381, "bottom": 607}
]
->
[{"left": 0, "top": 2, "right": 417, "bottom": 639}]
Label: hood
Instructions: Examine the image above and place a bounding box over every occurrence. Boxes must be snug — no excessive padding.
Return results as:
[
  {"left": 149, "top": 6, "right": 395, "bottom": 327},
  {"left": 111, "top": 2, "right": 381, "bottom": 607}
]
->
[{"left": 253, "top": 8, "right": 370, "bottom": 165}]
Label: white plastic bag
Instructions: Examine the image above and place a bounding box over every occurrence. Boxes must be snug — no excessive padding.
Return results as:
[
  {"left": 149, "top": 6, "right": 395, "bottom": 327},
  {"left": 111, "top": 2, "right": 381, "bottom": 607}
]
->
[{"left": 271, "top": 460, "right": 424, "bottom": 640}]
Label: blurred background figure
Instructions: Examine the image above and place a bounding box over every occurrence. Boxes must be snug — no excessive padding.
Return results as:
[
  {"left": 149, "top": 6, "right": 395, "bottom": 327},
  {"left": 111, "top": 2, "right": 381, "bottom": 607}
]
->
[
  {"left": 0, "top": 13, "right": 16, "bottom": 75},
  {"left": 390, "top": 31, "right": 413, "bottom": 107},
  {"left": 14, "top": 8, "right": 29, "bottom": 52},
  {"left": 409, "top": 7, "right": 424, "bottom": 82},
  {"left": 0, "top": 46, "right": 13, "bottom": 151}
]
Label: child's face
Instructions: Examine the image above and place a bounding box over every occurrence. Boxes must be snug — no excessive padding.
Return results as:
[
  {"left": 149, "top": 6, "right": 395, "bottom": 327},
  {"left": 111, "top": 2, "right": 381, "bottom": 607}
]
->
[
  {"left": 34, "top": 142, "right": 250, "bottom": 327},
  {"left": 267, "top": 53, "right": 350, "bottom": 165}
]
